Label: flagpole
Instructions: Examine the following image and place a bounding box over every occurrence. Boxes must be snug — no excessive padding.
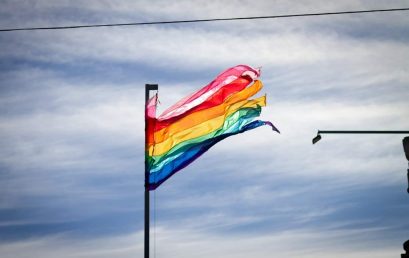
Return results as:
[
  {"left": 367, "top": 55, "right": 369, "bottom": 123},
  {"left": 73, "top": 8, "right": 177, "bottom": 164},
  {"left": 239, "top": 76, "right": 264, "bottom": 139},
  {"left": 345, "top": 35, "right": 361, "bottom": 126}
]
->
[{"left": 145, "top": 84, "right": 158, "bottom": 258}]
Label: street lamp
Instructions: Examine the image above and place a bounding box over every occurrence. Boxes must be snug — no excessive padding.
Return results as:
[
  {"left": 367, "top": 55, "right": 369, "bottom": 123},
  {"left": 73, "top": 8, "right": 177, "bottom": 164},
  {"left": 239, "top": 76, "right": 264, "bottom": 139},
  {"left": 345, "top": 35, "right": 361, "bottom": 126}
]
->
[{"left": 311, "top": 130, "right": 409, "bottom": 257}]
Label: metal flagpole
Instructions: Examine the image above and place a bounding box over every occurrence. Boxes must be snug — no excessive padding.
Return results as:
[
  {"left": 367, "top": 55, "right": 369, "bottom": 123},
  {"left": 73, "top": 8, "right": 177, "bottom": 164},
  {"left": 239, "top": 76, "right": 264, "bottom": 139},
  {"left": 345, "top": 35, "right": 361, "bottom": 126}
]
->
[{"left": 145, "top": 84, "right": 158, "bottom": 258}]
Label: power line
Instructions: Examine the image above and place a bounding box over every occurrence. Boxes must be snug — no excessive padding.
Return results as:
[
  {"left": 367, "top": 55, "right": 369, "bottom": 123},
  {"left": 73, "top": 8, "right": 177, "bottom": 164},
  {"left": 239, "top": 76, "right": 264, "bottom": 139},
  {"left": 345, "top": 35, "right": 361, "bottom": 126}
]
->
[{"left": 1, "top": 7, "right": 408, "bottom": 32}]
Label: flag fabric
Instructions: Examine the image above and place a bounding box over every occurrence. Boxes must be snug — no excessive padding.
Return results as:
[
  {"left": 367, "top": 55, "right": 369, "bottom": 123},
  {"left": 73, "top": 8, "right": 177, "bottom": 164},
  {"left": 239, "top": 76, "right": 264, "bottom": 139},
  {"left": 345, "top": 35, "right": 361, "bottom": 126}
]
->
[{"left": 146, "top": 65, "right": 279, "bottom": 190}]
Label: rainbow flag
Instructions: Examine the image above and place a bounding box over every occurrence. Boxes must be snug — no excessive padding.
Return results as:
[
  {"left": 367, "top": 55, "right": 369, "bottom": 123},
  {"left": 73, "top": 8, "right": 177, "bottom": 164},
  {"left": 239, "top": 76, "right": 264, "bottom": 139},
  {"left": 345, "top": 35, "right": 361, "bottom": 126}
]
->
[{"left": 146, "top": 65, "right": 279, "bottom": 190}]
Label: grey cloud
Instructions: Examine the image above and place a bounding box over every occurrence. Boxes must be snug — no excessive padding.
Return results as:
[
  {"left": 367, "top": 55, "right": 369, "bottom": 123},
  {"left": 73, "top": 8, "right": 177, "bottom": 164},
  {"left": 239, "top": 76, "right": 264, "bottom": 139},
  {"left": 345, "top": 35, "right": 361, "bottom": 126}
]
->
[{"left": 1, "top": 1, "right": 408, "bottom": 257}]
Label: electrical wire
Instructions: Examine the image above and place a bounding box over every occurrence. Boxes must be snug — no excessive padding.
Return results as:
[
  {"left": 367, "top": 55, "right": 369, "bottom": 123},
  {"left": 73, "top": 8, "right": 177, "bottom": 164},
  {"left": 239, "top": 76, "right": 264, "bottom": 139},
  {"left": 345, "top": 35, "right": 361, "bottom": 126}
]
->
[{"left": 0, "top": 7, "right": 408, "bottom": 32}]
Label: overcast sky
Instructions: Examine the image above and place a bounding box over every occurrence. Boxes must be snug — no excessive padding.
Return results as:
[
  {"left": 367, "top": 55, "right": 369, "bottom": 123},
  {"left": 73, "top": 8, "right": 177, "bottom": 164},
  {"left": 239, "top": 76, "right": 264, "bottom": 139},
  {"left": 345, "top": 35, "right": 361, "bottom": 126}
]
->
[{"left": 1, "top": 1, "right": 409, "bottom": 257}]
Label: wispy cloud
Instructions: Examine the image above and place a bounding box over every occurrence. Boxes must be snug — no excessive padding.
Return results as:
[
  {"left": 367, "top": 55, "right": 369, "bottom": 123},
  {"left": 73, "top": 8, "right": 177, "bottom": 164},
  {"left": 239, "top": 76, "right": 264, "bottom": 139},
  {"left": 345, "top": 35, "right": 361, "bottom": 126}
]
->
[
  {"left": 0, "top": 226, "right": 404, "bottom": 258},
  {"left": 1, "top": 1, "right": 408, "bottom": 257}
]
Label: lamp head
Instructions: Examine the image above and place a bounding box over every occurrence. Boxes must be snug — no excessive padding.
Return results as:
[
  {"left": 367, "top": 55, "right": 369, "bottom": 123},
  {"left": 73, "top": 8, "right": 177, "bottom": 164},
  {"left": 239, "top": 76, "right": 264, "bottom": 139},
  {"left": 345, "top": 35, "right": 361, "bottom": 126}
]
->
[
  {"left": 404, "top": 239, "right": 409, "bottom": 252},
  {"left": 403, "top": 137, "right": 409, "bottom": 162},
  {"left": 312, "top": 134, "right": 322, "bottom": 144}
]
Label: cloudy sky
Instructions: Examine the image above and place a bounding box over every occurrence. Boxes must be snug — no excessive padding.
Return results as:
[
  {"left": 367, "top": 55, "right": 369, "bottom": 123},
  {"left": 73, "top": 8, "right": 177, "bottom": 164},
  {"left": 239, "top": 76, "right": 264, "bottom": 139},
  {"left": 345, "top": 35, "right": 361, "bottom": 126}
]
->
[{"left": 1, "top": 1, "right": 409, "bottom": 257}]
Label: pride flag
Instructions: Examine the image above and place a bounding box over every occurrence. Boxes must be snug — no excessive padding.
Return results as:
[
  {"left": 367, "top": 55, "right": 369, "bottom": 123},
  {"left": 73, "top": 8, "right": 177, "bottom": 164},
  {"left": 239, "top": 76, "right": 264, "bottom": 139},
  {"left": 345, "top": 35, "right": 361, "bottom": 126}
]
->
[{"left": 146, "top": 65, "right": 279, "bottom": 190}]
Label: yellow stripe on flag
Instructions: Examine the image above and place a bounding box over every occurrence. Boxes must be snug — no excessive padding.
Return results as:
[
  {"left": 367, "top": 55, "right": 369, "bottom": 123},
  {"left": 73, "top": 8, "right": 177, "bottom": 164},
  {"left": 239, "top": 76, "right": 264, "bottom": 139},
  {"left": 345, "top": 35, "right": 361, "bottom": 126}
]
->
[{"left": 149, "top": 95, "right": 266, "bottom": 156}]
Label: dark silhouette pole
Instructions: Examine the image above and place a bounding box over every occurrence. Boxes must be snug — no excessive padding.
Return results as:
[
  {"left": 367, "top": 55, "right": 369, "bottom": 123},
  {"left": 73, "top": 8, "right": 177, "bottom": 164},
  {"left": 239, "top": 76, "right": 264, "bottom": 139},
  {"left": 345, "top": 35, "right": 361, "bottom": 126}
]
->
[
  {"left": 145, "top": 84, "right": 158, "bottom": 258},
  {"left": 403, "top": 240, "right": 409, "bottom": 258},
  {"left": 403, "top": 137, "right": 409, "bottom": 193},
  {"left": 402, "top": 137, "right": 409, "bottom": 258}
]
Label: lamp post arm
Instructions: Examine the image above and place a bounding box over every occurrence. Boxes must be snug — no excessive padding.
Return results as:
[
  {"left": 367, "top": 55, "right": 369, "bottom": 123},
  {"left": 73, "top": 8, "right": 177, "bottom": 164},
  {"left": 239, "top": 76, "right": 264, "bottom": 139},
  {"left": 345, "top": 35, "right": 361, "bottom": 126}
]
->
[{"left": 318, "top": 130, "right": 409, "bottom": 134}]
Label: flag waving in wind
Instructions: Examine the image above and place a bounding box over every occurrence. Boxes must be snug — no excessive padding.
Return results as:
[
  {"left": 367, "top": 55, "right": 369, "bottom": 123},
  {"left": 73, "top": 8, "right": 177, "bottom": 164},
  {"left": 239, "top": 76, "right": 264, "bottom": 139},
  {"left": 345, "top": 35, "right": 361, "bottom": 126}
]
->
[{"left": 146, "top": 65, "right": 279, "bottom": 190}]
